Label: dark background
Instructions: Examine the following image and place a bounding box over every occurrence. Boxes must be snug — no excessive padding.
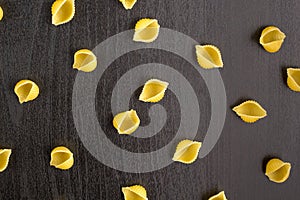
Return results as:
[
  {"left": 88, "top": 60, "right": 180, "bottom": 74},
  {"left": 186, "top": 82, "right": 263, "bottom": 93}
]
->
[{"left": 0, "top": 0, "right": 299, "bottom": 199}]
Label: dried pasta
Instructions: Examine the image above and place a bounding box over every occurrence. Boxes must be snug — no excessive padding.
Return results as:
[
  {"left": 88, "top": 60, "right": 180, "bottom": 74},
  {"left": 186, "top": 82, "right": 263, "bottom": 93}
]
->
[
  {"left": 287, "top": 68, "right": 300, "bottom": 92},
  {"left": 172, "top": 140, "right": 202, "bottom": 164},
  {"left": 133, "top": 18, "right": 160, "bottom": 43},
  {"left": 195, "top": 45, "right": 223, "bottom": 69},
  {"left": 0, "top": 6, "right": 3, "bottom": 21},
  {"left": 0, "top": 149, "right": 12, "bottom": 172},
  {"left": 122, "top": 185, "right": 148, "bottom": 200},
  {"left": 265, "top": 158, "right": 291, "bottom": 183},
  {"left": 232, "top": 100, "right": 267, "bottom": 123},
  {"left": 208, "top": 191, "right": 227, "bottom": 200},
  {"left": 139, "top": 79, "right": 169, "bottom": 103},
  {"left": 14, "top": 80, "right": 39, "bottom": 104},
  {"left": 52, "top": 0, "right": 75, "bottom": 26},
  {"left": 113, "top": 109, "right": 140, "bottom": 135},
  {"left": 259, "top": 26, "right": 286, "bottom": 53},
  {"left": 73, "top": 49, "right": 97, "bottom": 72},
  {"left": 50, "top": 146, "right": 74, "bottom": 170},
  {"left": 119, "top": 0, "right": 137, "bottom": 10}
]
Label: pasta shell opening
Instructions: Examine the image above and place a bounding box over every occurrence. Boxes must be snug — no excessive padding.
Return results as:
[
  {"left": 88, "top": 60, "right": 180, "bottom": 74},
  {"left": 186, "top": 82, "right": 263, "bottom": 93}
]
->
[
  {"left": 232, "top": 100, "right": 267, "bottom": 123},
  {"left": 122, "top": 185, "right": 148, "bottom": 200},
  {"left": 52, "top": 0, "right": 75, "bottom": 26},
  {"left": 265, "top": 158, "right": 291, "bottom": 183},
  {"left": 0, "top": 149, "right": 12, "bottom": 172},
  {"left": 208, "top": 191, "right": 227, "bottom": 200},
  {"left": 139, "top": 79, "right": 169, "bottom": 103},
  {"left": 113, "top": 110, "right": 140, "bottom": 135},
  {"left": 119, "top": 0, "right": 137, "bottom": 10},
  {"left": 133, "top": 18, "right": 160, "bottom": 43},
  {"left": 50, "top": 146, "right": 74, "bottom": 170},
  {"left": 195, "top": 45, "right": 223, "bottom": 69},
  {"left": 73, "top": 49, "right": 97, "bottom": 72},
  {"left": 14, "top": 80, "right": 39, "bottom": 104},
  {"left": 287, "top": 68, "right": 300, "bottom": 92},
  {"left": 259, "top": 26, "right": 286, "bottom": 53},
  {"left": 172, "top": 140, "right": 202, "bottom": 164}
]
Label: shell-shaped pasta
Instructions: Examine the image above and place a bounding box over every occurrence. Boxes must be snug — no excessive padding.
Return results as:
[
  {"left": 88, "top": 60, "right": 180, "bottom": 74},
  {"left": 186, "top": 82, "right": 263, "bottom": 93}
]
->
[
  {"left": 14, "top": 80, "right": 39, "bottom": 104},
  {"left": 73, "top": 49, "right": 97, "bottom": 72},
  {"left": 122, "top": 185, "right": 148, "bottom": 200},
  {"left": 0, "top": 149, "right": 12, "bottom": 172},
  {"left": 133, "top": 18, "right": 160, "bottom": 43},
  {"left": 195, "top": 45, "right": 223, "bottom": 69},
  {"left": 0, "top": 6, "right": 4, "bottom": 21},
  {"left": 265, "top": 158, "right": 291, "bottom": 183},
  {"left": 287, "top": 68, "right": 300, "bottom": 92},
  {"left": 50, "top": 146, "right": 74, "bottom": 170},
  {"left": 172, "top": 140, "right": 202, "bottom": 164},
  {"left": 208, "top": 191, "right": 228, "bottom": 200},
  {"left": 232, "top": 100, "right": 267, "bottom": 123},
  {"left": 139, "top": 79, "right": 169, "bottom": 103},
  {"left": 51, "top": 0, "right": 75, "bottom": 26},
  {"left": 113, "top": 109, "right": 140, "bottom": 135},
  {"left": 119, "top": 0, "right": 137, "bottom": 10},
  {"left": 259, "top": 26, "right": 286, "bottom": 53}
]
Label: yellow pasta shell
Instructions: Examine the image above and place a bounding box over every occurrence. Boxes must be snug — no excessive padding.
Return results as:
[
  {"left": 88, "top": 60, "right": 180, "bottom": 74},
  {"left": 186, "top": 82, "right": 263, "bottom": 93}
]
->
[
  {"left": 265, "top": 158, "right": 291, "bottom": 183},
  {"left": 119, "top": 0, "right": 137, "bottom": 10},
  {"left": 139, "top": 79, "right": 169, "bottom": 103},
  {"left": 73, "top": 49, "right": 97, "bottom": 72},
  {"left": 259, "top": 26, "right": 286, "bottom": 53},
  {"left": 0, "top": 6, "right": 4, "bottom": 21},
  {"left": 133, "top": 18, "right": 160, "bottom": 43},
  {"left": 172, "top": 140, "right": 202, "bottom": 164},
  {"left": 50, "top": 146, "right": 74, "bottom": 170},
  {"left": 122, "top": 185, "right": 148, "bottom": 200},
  {"left": 232, "top": 100, "right": 267, "bottom": 123},
  {"left": 287, "top": 68, "right": 300, "bottom": 92},
  {"left": 51, "top": 0, "right": 75, "bottom": 26},
  {"left": 14, "top": 80, "right": 40, "bottom": 104},
  {"left": 113, "top": 109, "right": 140, "bottom": 135},
  {"left": 0, "top": 149, "right": 12, "bottom": 172},
  {"left": 208, "top": 191, "right": 228, "bottom": 200},
  {"left": 195, "top": 45, "right": 223, "bottom": 69}
]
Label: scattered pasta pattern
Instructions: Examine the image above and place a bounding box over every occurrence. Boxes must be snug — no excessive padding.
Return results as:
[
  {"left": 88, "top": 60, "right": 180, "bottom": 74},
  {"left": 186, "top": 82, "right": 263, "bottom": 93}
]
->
[
  {"left": 73, "top": 49, "right": 97, "bottom": 72},
  {"left": 122, "top": 185, "right": 148, "bottom": 200},
  {"left": 119, "top": 0, "right": 137, "bottom": 10},
  {"left": 208, "top": 191, "right": 227, "bottom": 200},
  {"left": 51, "top": 0, "right": 75, "bottom": 26},
  {"left": 133, "top": 18, "right": 160, "bottom": 43},
  {"left": 265, "top": 158, "right": 291, "bottom": 183},
  {"left": 172, "top": 140, "right": 202, "bottom": 164},
  {"left": 195, "top": 45, "right": 223, "bottom": 69},
  {"left": 139, "top": 79, "right": 169, "bottom": 103},
  {"left": 0, "top": 6, "right": 3, "bottom": 21},
  {"left": 0, "top": 149, "right": 12, "bottom": 172},
  {"left": 113, "top": 109, "right": 140, "bottom": 135},
  {"left": 287, "top": 68, "right": 300, "bottom": 92},
  {"left": 14, "top": 80, "right": 39, "bottom": 104},
  {"left": 50, "top": 146, "right": 74, "bottom": 170},
  {"left": 259, "top": 26, "right": 286, "bottom": 53},
  {"left": 232, "top": 100, "right": 267, "bottom": 123}
]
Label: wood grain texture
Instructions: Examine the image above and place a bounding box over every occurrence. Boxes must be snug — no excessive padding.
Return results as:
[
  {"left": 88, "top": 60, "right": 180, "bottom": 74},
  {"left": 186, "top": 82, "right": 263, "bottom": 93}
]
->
[{"left": 0, "top": 0, "right": 300, "bottom": 199}]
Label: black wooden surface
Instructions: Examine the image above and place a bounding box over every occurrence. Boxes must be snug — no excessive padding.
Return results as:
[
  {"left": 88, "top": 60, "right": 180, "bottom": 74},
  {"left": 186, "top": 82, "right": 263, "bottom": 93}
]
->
[{"left": 0, "top": 0, "right": 300, "bottom": 199}]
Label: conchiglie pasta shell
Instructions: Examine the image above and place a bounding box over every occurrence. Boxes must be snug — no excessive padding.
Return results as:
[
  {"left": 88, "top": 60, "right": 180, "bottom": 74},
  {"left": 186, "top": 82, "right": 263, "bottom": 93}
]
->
[
  {"left": 139, "top": 79, "right": 169, "bottom": 103},
  {"left": 73, "top": 49, "right": 97, "bottom": 72},
  {"left": 133, "top": 18, "right": 160, "bottom": 43},
  {"left": 259, "top": 26, "right": 286, "bottom": 53},
  {"left": 14, "top": 80, "right": 39, "bottom": 104},
  {"left": 0, "top": 149, "right": 12, "bottom": 172},
  {"left": 51, "top": 0, "right": 75, "bottom": 26},
  {"left": 122, "top": 185, "right": 148, "bottom": 200},
  {"left": 172, "top": 140, "right": 202, "bottom": 164},
  {"left": 0, "top": 6, "right": 4, "bottom": 21},
  {"left": 208, "top": 191, "right": 227, "bottom": 200},
  {"left": 119, "top": 0, "right": 137, "bottom": 10},
  {"left": 265, "top": 158, "right": 291, "bottom": 183},
  {"left": 113, "top": 109, "right": 140, "bottom": 135},
  {"left": 195, "top": 45, "right": 223, "bottom": 69},
  {"left": 287, "top": 68, "right": 300, "bottom": 92},
  {"left": 232, "top": 100, "right": 267, "bottom": 123},
  {"left": 50, "top": 146, "right": 74, "bottom": 170}
]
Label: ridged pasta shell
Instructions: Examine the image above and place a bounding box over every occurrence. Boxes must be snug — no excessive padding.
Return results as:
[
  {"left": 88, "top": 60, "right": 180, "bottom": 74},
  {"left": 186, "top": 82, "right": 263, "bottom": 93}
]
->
[
  {"left": 172, "top": 140, "right": 202, "bottom": 164},
  {"left": 119, "top": 0, "right": 137, "bottom": 10},
  {"left": 232, "top": 100, "right": 267, "bottom": 123},
  {"left": 195, "top": 45, "right": 223, "bottom": 69},
  {"left": 208, "top": 191, "right": 228, "bottom": 200},
  {"left": 139, "top": 79, "right": 169, "bottom": 103},
  {"left": 0, "top": 149, "right": 12, "bottom": 172},
  {"left": 113, "top": 109, "right": 140, "bottom": 135},
  {"left": 51, "top": 0, "right": 75, "bottom": 26},
  {"left": 50, "top": 146, "right": 74, "bottom": 170},
  {"left": 133, "top": 18, "right": 160, "bottom": 43},
  {"left": 287, "top": 68, "right": 300, "bottom": 92},
  {"left": 73, "top": 49, "right": 97, "bottom": 72},
  {"left": 259, "top": 26, "right": 286, "bottom": 53},
  {"left": 14, "top": 80, "right": 39, "bottom": 104},
  {"left": 265, "top": 158, "right": 291, "bottom": 183},
  {"left": 122, "top": 185, "right": 148, "bottom": 200},
  {"left": 0, "top": 6, "right": 4, "bottom": 21}
]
